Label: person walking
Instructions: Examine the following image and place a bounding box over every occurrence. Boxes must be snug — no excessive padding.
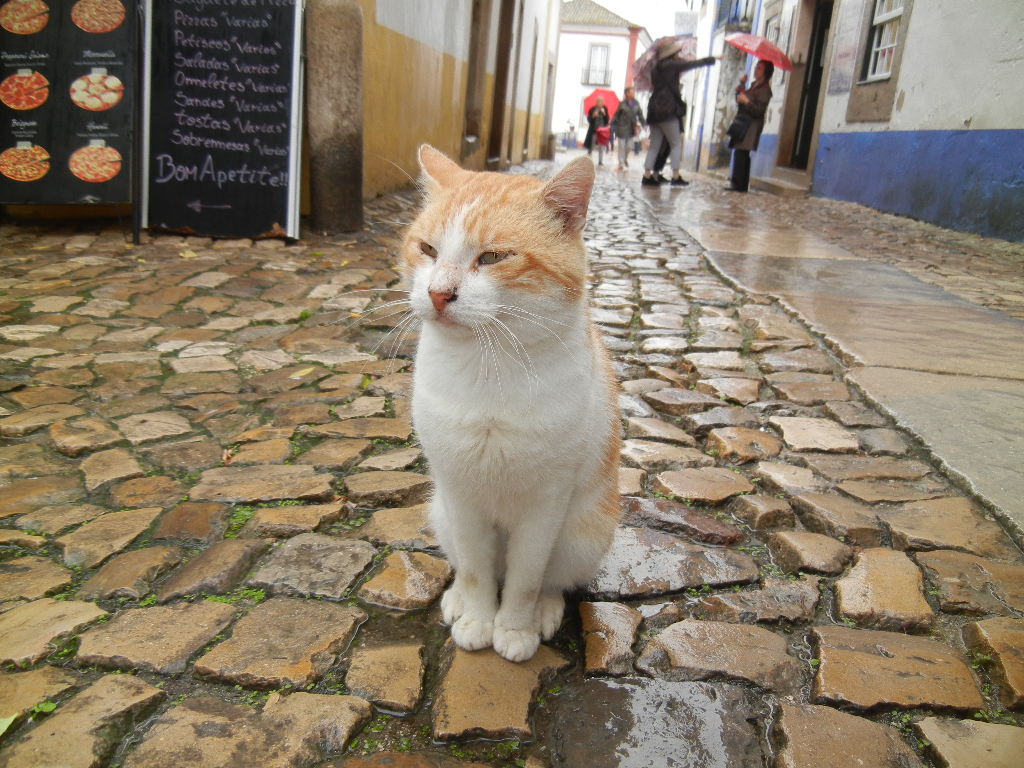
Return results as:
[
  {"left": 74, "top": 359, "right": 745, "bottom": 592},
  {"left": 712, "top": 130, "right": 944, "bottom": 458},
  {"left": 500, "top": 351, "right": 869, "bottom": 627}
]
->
[
  {"left": 641, "top": 39, "right": 716, "bottom": 187},
  {"left": 610, "top": 86, "right": 644, "bottom": 170},
  {"left": 583, "top": 98, "right": 610, "bottom": 166},
  {"left": 727, "top": 59, "right": 774, "bottom": 192}
]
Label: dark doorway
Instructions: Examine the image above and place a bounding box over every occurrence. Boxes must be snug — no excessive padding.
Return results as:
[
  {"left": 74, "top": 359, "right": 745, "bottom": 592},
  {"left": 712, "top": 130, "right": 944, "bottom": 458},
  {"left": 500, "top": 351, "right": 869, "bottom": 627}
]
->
[
  {"left": 487, "top": 0, "right": 516, "bottom": 168},
  {"left": 462, "top": 0, "right": 492, "bottom": 163},
  {"left": 521, "top": 20, "right": 539, "bottom": 162},
  {"left": 503, "top": 1, "right": 525, "bottom": 167},
  {"left": 790, "top": 0, "right": 832, "bottom": 168}
]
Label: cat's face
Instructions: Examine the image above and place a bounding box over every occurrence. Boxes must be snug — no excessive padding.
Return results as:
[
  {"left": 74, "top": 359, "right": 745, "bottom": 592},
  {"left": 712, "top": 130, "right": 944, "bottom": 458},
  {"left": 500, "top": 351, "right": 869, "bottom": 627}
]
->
[{"left": 401, "top": 146, "right": 595, "bottom": 338}]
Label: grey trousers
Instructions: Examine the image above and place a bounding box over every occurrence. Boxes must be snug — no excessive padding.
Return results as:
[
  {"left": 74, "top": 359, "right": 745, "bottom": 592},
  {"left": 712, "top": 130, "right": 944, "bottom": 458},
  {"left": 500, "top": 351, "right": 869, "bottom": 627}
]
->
[{"left": 644, "top": 119, "right": 682, "bottom": 174}]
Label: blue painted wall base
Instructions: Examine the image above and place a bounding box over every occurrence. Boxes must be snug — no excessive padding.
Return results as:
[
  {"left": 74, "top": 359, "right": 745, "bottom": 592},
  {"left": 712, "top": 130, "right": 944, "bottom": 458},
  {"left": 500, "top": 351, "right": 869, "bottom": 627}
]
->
[{"left": 811, "top": 129, "right": 1024, "bottom": 242}]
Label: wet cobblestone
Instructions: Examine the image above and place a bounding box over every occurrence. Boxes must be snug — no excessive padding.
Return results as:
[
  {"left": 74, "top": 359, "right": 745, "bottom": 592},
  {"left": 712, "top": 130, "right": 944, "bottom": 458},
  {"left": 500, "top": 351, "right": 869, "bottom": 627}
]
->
[{"left": 0, "top": 162, "right": 1022, "bottom": 766}]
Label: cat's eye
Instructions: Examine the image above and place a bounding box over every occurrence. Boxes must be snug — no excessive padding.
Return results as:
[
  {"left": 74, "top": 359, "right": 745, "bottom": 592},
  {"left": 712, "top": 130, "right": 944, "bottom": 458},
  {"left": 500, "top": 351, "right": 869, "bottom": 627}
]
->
[
  {"left": 419, "top": 242, "right": 437, "bottom": 259},
  {"left": 478, "top": 251, "right": 508, "bottom": 266}
]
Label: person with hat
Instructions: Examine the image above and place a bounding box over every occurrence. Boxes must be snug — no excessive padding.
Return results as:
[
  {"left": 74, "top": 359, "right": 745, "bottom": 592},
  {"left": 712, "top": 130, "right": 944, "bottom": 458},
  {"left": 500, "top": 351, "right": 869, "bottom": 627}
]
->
[{"left": 641, "top": 39, "right": 717, "bottom": 187}]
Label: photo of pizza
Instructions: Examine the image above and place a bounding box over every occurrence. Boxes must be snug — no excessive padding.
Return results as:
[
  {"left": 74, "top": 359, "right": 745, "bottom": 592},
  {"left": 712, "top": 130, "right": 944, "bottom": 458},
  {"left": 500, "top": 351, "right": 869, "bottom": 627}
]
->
[
  {"left": 70, "top": 0, "right": 124, "bottom": 34},
  {"left": 0, "top": 70, "right": 49, "bottom": 110},
  {"left": 0, "top": 143, "right": 50, "bottom": 182},
  {"left": 69, "top": 71, "right": 123, "bottom": 111},
  {"left": 69, "top": 142, "right": 121, "bottom": 183},
  {"left": 0, "top": 0, "right": 49, "bottom": 35}
]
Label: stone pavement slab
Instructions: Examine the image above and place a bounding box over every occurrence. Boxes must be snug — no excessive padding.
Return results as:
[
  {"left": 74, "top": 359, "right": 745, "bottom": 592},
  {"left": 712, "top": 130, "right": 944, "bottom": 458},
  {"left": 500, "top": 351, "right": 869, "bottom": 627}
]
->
[
  {"left": 637, "top": 619, "right": 801, "bottom": 693},
  {"left": 247, "top": 533, "right": 376, "bottom": 600},
  {"left": 193, "top": 597, "right": 365, "bottom": 689},
  {"left": 775, "top": 702, "right": 923, "bottom": 768},
  {"left": 345, "top": 642, "right": 425, "bottom": 713},
  {"left": 548, "top": 678, "right": 763, "bottom": 768},
  {"left": 913, "top": 717, "right": 1024, "bottom": 768},
  {"left": 0, "top": 667, "right": 78, "bottom": 722},
  {"left": 588, "top": 527, "right": 758, "bottom": 599},
  {"left": 579, "top": 602, "right": 642, "bottom": 676},
  {"left": 77, "top": 601, "right": 237, "bottom": 674},
  {"left": 916, "top": 549, "right": 1024, "bottom": 616},
  {"left": 962, "top": 617, "right": 1024, "bottom": 709},
  {"left": 432, "top": 644, "right": 570, "bottom": 741},
  {"left": 812, "top": 626, "right": 983, "bottom": 712},
  {"left": 0, "top": 675, "right": 163, "bottom": 768},
  {"left": 123, "top": 693, "right": 371, "bottom": 768}
]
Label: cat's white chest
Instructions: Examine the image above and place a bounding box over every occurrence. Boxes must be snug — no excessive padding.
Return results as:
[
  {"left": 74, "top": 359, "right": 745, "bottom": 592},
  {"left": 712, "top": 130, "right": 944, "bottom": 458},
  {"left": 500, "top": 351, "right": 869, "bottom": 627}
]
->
[{"left": 412, "top": 325, "right": 594, "bottom": 480}]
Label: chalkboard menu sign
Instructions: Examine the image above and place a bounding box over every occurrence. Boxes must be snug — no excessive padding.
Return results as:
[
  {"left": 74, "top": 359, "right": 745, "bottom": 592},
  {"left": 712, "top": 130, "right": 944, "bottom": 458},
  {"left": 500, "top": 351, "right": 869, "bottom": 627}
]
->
[
  {"left": 142, "top": 0, "right": 303, "bottom": 239},
  {"left": 0, "top": 0, "right": 137, "bottom": 204}
]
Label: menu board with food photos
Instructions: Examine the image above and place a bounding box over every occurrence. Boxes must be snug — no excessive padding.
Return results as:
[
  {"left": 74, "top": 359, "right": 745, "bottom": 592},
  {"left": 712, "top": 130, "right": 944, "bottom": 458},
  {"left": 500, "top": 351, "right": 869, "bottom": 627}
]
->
[
  {"left": 141, "top": 0, "right": 303, "bottom": 239},
  {"left": 0, "top": 0, "right": 136, "bottom": 203}
]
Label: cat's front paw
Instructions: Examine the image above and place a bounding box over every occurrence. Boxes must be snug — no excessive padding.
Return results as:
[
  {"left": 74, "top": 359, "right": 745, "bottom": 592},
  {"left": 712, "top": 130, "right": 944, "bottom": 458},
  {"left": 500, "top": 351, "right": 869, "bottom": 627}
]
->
[
  {"left": 440, "top": 585, "right": 466, "bottom": 625},
  {"left": 493, "top": 626, "right": 540, "bottom": 662},
  {"left": 451, "top": 615, "right": 494, "bottom": 651},
  {"left": 535, "top": 592, "right": 565, "bottom": 641}
]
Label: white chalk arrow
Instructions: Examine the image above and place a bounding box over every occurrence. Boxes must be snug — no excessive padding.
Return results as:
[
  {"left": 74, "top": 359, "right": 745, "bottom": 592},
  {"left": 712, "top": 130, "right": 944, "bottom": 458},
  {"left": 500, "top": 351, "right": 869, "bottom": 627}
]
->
[{"left": 186, "top": 200, "right": 233, "bottom": 213}]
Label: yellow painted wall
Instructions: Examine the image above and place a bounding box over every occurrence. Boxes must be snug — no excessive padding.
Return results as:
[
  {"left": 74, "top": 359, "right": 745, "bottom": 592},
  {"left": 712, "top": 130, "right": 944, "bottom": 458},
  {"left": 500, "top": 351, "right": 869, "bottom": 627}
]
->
[
  {"left": 356, "top": 0, "right": 469, "bottom": 197},
  {"left": 357, "top": 0, "right": 556, "bottom": 197}
]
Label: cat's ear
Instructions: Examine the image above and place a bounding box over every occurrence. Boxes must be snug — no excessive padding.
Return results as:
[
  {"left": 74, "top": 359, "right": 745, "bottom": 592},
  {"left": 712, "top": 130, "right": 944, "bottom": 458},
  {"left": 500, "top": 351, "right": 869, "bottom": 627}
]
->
[
  {"left": 541, "top": 156, "right": 595, "bottom": 235},
  {"left": 418, "top": 144, "right": 461, "bottom": 190}
]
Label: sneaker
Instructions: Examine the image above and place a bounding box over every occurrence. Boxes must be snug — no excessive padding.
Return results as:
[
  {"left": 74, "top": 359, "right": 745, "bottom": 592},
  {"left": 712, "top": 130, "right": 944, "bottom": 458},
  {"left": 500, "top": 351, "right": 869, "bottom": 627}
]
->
[
  {"left": 670, "top": 176, "right": 689, "bottom": 187},
  {"left": 654, "top": 173, "right": 669, "bottom": 183},
  {"left": 641, "top": 175, "right": 660, "bottom": 186}
]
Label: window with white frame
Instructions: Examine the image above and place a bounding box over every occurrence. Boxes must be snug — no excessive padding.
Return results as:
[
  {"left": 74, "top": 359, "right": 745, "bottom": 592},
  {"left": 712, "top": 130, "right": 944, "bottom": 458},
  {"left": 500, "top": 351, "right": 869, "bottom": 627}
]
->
[
  {"left": 582, "top": 44, "right": 610, "bottom": 86},
  {"left": 864, "top": 0, "right": 903, "bottom": 81}
]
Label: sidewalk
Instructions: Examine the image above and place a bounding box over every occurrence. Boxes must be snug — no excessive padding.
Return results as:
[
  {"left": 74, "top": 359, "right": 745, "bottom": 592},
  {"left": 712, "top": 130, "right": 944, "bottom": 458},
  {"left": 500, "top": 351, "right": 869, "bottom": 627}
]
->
[
  {"left": 601, "top": 152, "right": 1024, "bottom": 545},
  {"left": 0, "top": 156, "right": 1022, "bottom": 767}
]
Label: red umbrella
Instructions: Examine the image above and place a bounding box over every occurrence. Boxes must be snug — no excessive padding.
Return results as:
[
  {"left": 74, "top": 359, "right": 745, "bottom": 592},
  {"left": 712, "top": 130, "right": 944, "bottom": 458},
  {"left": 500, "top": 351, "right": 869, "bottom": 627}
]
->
[
  {"left": 725, "top": 32, "right": 793, "bottom": 71},
  {"left": 632, "top": 35, "right": 699, "bottom": 92},
  {"left": 583, "top": 88, "right": 619, "bottom": 118}
]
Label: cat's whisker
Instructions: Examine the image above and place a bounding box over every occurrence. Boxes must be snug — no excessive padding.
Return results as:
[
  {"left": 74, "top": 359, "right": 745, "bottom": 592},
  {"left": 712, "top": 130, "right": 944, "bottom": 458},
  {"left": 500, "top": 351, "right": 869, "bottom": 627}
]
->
[
  {"left": 489, "top": 317, "right": 541, "bottom": 392},
  {"left": 327, "top": 296, "right": 412, "bottom": 330},
  {"left": 496, "top": 304, "right": 571, "bottom": 328},
  {"left": 495, "top": 309, "right": 586, "bottom": 367},
  {"left": 388, "top": 313, "right": 422, "bottom": 362},
  {"left": 477, "top": 325, "right": 506, "bottom": 401},
  {"left": 365, "top": 309, "right": 415, "bottom": 359},
  {"left": 370, "top": 153, "right": 419, "bottom": 185},
  {"left": 471, "top": 327, "right": 494, "bottom": 388},
  {"left": 377, "top": 311, "right": 419, "bottom": 362}
]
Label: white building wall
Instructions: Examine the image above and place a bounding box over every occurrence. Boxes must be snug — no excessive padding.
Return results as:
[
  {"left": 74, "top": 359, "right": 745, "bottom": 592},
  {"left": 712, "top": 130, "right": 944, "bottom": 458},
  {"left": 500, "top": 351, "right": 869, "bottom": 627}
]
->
[
  {"left": 820, "top": 0, "right": 1024, "bottom": 133},
  {"left": 551, "top": 30, "right": 633, "bottom": 140}
]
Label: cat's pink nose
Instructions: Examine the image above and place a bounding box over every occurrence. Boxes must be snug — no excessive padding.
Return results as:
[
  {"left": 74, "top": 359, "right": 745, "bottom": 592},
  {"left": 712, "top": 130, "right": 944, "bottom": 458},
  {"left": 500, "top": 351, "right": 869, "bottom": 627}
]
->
[{"left": 429, "top": 289, "right": 458, "bottom": 314}]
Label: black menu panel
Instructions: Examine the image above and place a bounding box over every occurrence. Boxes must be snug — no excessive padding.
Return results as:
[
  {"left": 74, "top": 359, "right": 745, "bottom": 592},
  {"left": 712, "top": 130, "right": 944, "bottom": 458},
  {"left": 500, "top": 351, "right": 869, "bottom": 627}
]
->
[
  {"left": 0, "top": 0, "right": 136, "bottom": 204},
  {"left": 143, "top": 0, "right": 302, "bottom": 238}
]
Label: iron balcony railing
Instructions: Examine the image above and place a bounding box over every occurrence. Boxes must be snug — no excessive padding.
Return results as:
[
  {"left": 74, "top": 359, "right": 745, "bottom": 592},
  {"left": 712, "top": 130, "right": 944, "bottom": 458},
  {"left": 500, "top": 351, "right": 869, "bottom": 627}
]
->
[
  {"left": 716, "top": 0, "right": 756, "bottom": 29},
  {"left": 581, "top": 67, "right": 611, "bottom": 86}
]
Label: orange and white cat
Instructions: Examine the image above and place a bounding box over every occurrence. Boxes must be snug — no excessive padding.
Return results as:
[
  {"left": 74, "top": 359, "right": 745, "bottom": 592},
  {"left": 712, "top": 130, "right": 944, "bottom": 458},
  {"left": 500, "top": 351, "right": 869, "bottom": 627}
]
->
[{"left": 401, "top": 145, "right": 621, "bottom": 662}]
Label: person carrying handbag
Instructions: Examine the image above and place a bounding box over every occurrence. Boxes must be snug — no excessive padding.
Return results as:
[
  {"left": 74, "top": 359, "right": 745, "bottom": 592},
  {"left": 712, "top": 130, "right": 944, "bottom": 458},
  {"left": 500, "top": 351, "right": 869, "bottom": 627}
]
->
[
  {"left": 611, "top": 86, "right": 644, "bottom": 170},
  {"left": 726, "top": 59, "right": 774, "bottom": 192},
  {"left": 584, "top": 98, "right": 610, "bottom": 166}
]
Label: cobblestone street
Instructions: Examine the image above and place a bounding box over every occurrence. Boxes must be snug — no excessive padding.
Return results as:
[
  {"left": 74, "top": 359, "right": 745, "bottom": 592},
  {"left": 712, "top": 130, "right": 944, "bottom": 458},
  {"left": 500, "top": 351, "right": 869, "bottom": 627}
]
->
[{"left": 1, "top": 158, "right": 1023, "bottom": 768}]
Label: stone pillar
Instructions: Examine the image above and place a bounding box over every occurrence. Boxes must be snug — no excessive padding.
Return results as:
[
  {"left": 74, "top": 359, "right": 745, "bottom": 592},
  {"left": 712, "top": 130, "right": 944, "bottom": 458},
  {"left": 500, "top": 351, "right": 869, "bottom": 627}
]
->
[{"left": 305, "top": 0, "right": 363, "bottom": 232}]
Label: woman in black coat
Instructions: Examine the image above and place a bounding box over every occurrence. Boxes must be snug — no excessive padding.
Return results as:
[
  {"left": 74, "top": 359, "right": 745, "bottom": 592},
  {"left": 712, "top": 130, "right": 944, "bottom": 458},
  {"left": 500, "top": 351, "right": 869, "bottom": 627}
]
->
[
  {"left": 641, "top": 39, "right": 716, "bottom": 187},
  {"left": 583, "top": 98, "right": 610, "bottom": 165}
]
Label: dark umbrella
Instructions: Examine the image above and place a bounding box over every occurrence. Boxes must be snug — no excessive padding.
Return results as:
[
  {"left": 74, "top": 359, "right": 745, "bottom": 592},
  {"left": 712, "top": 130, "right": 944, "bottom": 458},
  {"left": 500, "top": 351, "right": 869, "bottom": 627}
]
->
[
  {"left": 632, "top": 35, "right": 698, "bottom": 92},
  {"left": 724, "top": 32, "right": 793, "bottom": 71},
  {"left": 583, "top": 88, "right": 619, "bottom": 117}
]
